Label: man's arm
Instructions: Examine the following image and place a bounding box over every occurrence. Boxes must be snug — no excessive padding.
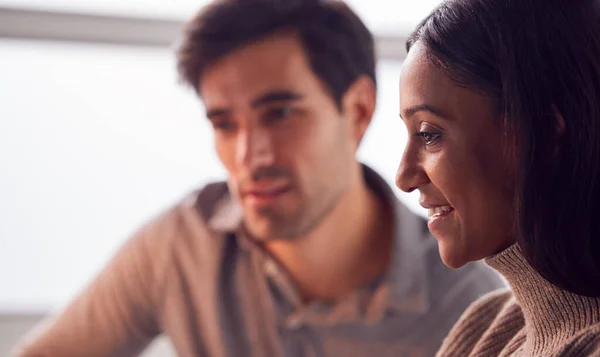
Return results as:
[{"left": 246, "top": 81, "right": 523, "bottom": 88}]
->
[{"left": 11, "top": 216, "right": 172, "bottom": 357}]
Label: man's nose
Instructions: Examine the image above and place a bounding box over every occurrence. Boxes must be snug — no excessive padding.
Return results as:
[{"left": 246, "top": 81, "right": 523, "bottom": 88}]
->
[{"left": 235, "top": 126, "right": 276, "bottom": 171}]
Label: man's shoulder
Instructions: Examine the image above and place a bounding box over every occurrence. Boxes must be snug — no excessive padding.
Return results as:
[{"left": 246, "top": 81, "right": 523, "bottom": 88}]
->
[
  {"left": 179, "top": 181, "right": 231, "bottom": 220},
  {"left": 135, "top": 181, "right": 234, "bottom": 250},
  {"left": 164, "top": 180, "right": 232, "bottom": 225}
]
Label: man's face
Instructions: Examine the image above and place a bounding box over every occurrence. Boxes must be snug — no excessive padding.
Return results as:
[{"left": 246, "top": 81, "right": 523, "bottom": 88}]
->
[{"left": 199, "top": 32, "right": 372, "bottom": 241}]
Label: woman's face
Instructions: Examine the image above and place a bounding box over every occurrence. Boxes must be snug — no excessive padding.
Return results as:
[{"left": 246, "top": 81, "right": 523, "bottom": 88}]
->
[{"left": 396, "top": 43, "right": 515, "bottom": 268}]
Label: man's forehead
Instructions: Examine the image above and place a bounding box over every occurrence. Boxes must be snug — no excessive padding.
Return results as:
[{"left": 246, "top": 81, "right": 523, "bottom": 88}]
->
[
  {"left": 199, "top": 33, "right": 310, "bottom": 90},
  {"left": 199, "top": 38, "right": 316, "bottom": 108}
]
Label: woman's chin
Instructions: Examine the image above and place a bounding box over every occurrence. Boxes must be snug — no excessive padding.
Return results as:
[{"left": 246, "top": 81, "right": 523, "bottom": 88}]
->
[{"left": 438, "top": 241, "right": 469, "bottom": 269}]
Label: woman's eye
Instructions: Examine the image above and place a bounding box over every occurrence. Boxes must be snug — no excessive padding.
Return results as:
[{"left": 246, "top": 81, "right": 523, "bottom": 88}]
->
[{"left": 416, "top": 131, "right": 441, "bottom": 146}]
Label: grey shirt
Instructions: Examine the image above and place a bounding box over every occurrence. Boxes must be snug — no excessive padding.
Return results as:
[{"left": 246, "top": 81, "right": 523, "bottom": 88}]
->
[{"left": 13, "top": 166, "right": 505, "bottom": 357}]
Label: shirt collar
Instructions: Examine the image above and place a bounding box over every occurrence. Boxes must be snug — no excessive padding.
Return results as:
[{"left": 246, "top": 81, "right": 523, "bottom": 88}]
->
[
  {"left": 207, "top": 190, "right": 243, "bottom": 233},
  {"left": 205, "top": 164, "right": 431, "bottom": 314}
]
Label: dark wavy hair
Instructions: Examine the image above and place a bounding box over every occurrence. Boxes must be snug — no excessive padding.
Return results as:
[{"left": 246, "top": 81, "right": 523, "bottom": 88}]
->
[
  {"left": 176, "top": 0, "right": 376, "bottom": 109},
  {"left": 407, "top": 0, "right": 600, "bottom": 297}
]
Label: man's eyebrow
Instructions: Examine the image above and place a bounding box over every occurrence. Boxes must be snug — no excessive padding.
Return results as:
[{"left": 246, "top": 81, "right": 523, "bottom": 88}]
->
[
  {"left": 251, "top": 90, "right": 304, "bottom": 108},
  {"left": 205, "top": 108, "right": 230, "bottom": 120},
  {"left": 205, "top": 90, "right": 304, "bottom": 119},
  {"left": 400, "top": 104, "right": 449, "bottom": 120}
]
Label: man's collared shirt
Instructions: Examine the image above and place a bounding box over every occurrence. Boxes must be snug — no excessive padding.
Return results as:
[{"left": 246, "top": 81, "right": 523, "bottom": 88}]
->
[{"left": 15, "top": 165, "right": 505, "bottom": 357}]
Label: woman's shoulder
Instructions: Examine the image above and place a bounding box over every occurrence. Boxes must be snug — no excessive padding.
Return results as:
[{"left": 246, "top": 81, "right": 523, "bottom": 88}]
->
[
  {"left": 436, "top": 288, "right": 526, "bottom": 357},
  {"left": 462, "top": 287, "right": 518, "bottom": 316},
  {"left": 555, "top": 323, "right": 600, "bottom": 356}
]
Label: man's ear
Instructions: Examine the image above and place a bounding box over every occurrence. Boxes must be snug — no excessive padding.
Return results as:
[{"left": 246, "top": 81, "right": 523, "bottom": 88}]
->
[{"left": 341, "top": 75, "right": 377, "bottom": 147}]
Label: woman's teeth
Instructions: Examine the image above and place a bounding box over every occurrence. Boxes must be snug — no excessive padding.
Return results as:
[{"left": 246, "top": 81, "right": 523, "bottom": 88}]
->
[{"left": 428, "top": 205, "right": 454, "bottom": 218}]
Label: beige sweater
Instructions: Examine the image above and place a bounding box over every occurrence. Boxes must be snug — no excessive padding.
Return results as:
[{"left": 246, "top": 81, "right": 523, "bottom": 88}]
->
[{"left": 435, "top": 244, "right": 600, "bottom": 357}]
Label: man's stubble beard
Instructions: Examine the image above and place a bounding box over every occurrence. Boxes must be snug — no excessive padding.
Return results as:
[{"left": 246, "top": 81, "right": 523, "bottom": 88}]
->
[{"left": 244, "top": 183, "right": 345, "bottom": 242}]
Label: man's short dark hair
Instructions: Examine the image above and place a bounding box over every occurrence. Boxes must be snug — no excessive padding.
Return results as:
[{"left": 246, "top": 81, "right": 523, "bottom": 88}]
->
[{"left": 176, "top": 0, "right": 376, "bottom": 109}]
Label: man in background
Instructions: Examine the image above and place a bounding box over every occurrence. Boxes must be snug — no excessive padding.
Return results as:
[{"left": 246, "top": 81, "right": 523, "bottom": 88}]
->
[{"left": 13, "top": 1, "right": 504, "bottom": 356}]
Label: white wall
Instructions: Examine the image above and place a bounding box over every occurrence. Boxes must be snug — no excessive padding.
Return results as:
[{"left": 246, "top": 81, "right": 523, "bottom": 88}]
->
[
  {"left": 0, "top": 39, "right": 422, "bottom": 314},
  {"left": 0, "top": 0, "right": 441, "bottom": 35}
]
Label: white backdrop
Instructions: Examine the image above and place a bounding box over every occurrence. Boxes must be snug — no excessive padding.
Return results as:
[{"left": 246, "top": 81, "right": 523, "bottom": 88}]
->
[
  {"left": 0, "top": 0, "right": 441, "bottom": 35},
  {"left": 0, "top": 39, "right": 423, "bottom": 313}
]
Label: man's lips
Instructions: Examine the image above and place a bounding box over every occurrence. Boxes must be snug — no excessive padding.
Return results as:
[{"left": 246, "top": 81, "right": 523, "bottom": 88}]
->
[
  {"left": 243, "top": 185, "right": 291, "bottom": 198},
  {"left": 241, "top": 184, "right": 292, "bottom": 206}
]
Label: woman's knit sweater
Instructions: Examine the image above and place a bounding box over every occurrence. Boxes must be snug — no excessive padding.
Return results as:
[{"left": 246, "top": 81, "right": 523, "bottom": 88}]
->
[{"left": 435, "top": 244, "right": 600, "bottom": 356}]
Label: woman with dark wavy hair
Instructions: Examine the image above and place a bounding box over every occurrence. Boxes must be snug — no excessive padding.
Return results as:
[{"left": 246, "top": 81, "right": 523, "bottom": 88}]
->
[{"left": 396, "top": 0, "right": 600, "bottom": 355}]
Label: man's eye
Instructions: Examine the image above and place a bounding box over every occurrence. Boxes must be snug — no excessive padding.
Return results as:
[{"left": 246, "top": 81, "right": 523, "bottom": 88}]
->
[
  {"left": 265, "top": 107, "right": 295, "bottom": 121},
  {"left": 416, "top": 131, "right": 441, "bottom": 145},
  {"left": 212, "top": 120, "right": 236, "bottom": 131}
]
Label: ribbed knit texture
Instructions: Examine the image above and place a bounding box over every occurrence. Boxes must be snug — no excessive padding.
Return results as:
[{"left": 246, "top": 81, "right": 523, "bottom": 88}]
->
[{"left": 436, "top": 244, "right": 600, "bottom": 356}]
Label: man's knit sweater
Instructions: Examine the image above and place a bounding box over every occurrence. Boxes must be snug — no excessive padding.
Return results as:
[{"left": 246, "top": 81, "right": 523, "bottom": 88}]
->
[{"left": 435, "top": 244, "right": 600, "bottom": 356}]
